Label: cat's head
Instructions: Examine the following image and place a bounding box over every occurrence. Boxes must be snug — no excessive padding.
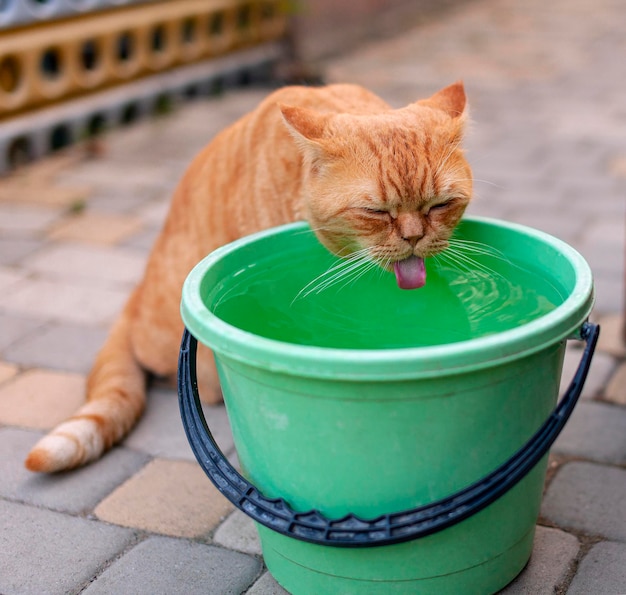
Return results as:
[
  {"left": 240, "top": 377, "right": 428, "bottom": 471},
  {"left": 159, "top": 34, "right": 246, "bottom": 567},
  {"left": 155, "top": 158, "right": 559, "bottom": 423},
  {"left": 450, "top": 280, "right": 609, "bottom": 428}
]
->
[{"left": 280, "top": 82, "right": 472, "bottom": 289}]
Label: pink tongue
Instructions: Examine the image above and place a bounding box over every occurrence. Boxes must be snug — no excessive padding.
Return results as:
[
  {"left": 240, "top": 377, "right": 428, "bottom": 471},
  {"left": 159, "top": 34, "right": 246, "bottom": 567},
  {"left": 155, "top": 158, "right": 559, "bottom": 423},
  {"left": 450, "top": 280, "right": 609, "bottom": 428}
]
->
[{"left": 394, "top": 256, "right": 426, "bottom": 289}]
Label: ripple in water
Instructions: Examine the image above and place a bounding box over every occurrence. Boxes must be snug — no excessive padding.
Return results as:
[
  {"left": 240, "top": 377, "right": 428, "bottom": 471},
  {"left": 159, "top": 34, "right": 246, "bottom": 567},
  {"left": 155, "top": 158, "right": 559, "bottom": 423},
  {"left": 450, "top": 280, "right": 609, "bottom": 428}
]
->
[{"left": 211, "top": 243, "right": 565, "bottom": 350}]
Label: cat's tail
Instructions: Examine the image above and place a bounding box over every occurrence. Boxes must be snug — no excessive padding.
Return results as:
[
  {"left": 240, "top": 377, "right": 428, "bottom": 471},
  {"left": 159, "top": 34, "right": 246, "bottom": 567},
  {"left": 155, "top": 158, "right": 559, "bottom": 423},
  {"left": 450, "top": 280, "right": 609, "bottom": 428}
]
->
[{"left": 24, "top": 292, "right": 147, "bottom": 473}]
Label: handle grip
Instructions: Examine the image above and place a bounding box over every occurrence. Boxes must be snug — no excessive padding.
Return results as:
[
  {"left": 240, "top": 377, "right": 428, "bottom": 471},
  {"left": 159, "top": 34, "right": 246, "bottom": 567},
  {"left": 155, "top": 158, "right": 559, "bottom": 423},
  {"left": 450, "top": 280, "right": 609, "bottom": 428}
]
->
[{"left": 178, "top": 322, "right": 599, "bottom": 548}]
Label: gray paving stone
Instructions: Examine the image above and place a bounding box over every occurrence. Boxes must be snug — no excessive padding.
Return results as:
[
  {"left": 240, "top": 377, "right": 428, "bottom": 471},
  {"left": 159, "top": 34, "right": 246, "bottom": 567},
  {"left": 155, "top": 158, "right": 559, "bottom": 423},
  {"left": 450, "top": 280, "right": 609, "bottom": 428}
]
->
[
  {"left": 119, "top": 226, "right": 161, "bottom": 254},
  {"left": 0, "top": 203, "right": 62, "bottom": 237},
  {"left": 551, "top": 103, "right": 624, "bottom": 144},
  {"left": 0, "top": 427, "right": 150, "bottom": 514},
  {"left": 557, "top": 182, "right": 626, "bottom": 217},
  {"left": 82, "top": 536, "right": 262, "bottom": 595},
  {"left": 122, "top": 387, "right": 234, "bottom": 460},
  {"left": 86, "top": 188, "right": 158, "bottom": 215},
  {"left": 542, "top": 462, "right": 626, "bottom": 541},
  {"left": 0, "top": 237, "right": 44, "bottom": 265},
  {"left": 0, "top": 312, "right": 47, "bottom": 353},
  {"left": 5, "top": 322, "right": 108, "bottom": 372},
  {"left": 247, "top": 572, "right": 290, "bottom": 595},
  {"left": 0, "top": 277, "right": 128, "bottom": 326},
  {"left": 567, "top": 541, "right": 626, "bottom": 595},
  {"left": 213, "top": 510, "right": 262, "bottom": 556},
  {"left": 591, "top": 274, "right": 625, "bottom": 316},
  {"left": 0, "top": 499, "right": 135, "bottom": 595},
  {"left": 559, "top": 346, "right": 616, "bottom": 401},
  {"left": 464, "top": 196, "right": 510, "bottom": 220},
  {"left": 577, "top": 240, "right": 625, "bottom": 278},
  {"left": 23, "top": 242, "right": 147, "bottom": 287},
  {"left": 505, "top": 208, "right": 585, "bottom": 245},
  {"left": 596, "top": 314, "right": 626, "bottom": 359},
  {"left": 0, "top": 265, "right": 26, "bottom": 294},
  {"left": 497, "top": 185, "right": 566, "bottom": 210},
  {"left": 58, "top": 161, "right": 175, "bottom": 194},
  {"left": 553, "top": 401, "right": 626, "bottom": 464},
  {"left": 499, "top": 526, "right": 579, "bottom": 594},
  {"left": 543, "top": 144, "right": 609, "bottom": 182},
  {"left": 135, "top": 200, "right": 170, "bottom": 228}
]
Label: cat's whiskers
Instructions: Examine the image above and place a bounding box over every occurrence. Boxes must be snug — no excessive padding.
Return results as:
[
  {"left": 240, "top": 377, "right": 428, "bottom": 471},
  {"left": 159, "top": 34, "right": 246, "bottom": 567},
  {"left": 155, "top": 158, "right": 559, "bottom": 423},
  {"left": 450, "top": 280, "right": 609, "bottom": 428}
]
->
[
  {"left": 292, "top": 225, "right": 332, "bottom": 237},
  {"left": 448, "top": 238, "right": 509, "bottom": 261},
  {"left": 436, "top": 249, "right": 476, "bottom": 276},
  {"left": 454, "top": 177, "right": 500, "bottom": 188},
  {"left": 438, "top": 244, "right": 507, "bottom": 282},
  {"left": 377, "top": 254, "right": 394, "bottom": 281},
  {"left": 304, "top": 256, "right": 372, "bottom": 297},
  {"left": 313, "top": 258, "right": 369, "bottom": 293},
  {"left": 292, "top": 247, "right": 374, "bottom": 302},
  {"left": 342, "top": 256, "right": 381, "bottom": 290}
]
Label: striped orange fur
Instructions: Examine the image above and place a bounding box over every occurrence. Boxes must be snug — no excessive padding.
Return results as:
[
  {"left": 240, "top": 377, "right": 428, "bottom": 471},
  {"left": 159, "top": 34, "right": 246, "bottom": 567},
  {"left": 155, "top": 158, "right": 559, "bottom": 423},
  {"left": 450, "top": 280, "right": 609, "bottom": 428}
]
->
[{"left": 25, "top": 82, "right": 472, "bottom": 472}]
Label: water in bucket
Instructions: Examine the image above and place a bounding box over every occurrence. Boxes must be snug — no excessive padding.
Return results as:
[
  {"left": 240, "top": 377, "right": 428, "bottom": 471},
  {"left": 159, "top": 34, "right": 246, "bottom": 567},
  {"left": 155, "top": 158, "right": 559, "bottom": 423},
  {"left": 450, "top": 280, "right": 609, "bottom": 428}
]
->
[{"left": 211, "top": 228, "right": 563, "bottom": 350}]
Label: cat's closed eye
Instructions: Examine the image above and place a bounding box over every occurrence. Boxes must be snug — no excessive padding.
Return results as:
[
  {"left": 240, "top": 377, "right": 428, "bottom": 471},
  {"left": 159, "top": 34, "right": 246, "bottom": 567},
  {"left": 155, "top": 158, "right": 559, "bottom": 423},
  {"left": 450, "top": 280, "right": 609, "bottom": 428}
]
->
[
  {"left": 429, "top": 202, "right": 451, "bottom": 212},
  {"left": 427, "top": 199, "right": 459, "bottom": 214},
  {"left": 362, "top": 207, "right": 389, "bottom": 216}
]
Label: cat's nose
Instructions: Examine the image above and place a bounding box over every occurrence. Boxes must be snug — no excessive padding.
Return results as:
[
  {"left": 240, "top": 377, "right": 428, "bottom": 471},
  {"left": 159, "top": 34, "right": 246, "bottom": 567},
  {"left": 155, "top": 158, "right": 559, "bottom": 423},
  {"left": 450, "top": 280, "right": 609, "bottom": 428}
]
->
[
  {"left": 397, "top": 213, "right": 424, "bottom": 247},
  {"left": 402, "top": 233, "right": 423, "bottom": 247}
]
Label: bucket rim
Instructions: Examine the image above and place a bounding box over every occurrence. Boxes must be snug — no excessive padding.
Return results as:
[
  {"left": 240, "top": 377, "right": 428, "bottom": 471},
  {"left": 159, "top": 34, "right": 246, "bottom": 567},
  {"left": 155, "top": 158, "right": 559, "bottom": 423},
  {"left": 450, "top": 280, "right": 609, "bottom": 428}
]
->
[{"left": 181, "top": 216, "right": 594, "bottom": 380}]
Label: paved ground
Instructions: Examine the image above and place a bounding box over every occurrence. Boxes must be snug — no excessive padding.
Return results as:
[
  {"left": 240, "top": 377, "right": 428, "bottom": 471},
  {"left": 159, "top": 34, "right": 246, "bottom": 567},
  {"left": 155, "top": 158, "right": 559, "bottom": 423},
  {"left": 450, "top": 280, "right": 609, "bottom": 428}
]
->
[{"left": 1, "top": 0, "right": 625, "bottom": 593}]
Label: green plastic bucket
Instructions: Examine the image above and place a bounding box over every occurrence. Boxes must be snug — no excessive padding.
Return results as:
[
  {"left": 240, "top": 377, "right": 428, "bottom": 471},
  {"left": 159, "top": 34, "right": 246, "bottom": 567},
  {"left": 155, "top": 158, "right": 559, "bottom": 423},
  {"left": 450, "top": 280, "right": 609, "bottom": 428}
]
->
[{"left": 178, "top": 216, "right": 596, "bottom": 594}]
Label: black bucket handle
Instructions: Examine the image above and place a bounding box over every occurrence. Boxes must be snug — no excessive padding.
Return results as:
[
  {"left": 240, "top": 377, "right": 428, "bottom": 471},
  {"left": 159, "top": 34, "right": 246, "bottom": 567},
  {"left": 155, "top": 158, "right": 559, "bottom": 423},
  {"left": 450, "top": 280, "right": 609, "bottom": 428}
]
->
[{"left": 178, "top": 322, "right": 599, "bottom": 548}]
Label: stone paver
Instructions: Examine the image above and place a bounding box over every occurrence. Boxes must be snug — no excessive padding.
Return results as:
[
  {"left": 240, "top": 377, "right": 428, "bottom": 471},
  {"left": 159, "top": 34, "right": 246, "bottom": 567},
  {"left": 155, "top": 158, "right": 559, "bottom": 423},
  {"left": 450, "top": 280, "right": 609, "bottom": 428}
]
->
[
  {"left": 0, "top": 499, "right": 135, "bottom": 595},
  {"left": 579, "top": 235, "right": 625, "bottom": 279},
  {"left": 122, "top": 387, "right": 234, "bottom": 460},
  {"left": 606, "top": 362, "right": 626, "bottom": 406},
  {"left": 57, "top": 161, "right": 179, "bottom": 196},
  {"left": 213, "top": 510, "right": 263, "bottom": 556},
  {"left": 567, "top": 541, "right": 626, "bottom": 595},
  {"left": 0, "top": 237, "right": 44, "bottom": 266},
  {"left": 23, "top": 242, "right": 147, "bottom": 287},
  {"left": 499, "top": 526, "right": 579, "bottom": 594},
  {"left": 586, "top": 276, "right": 624, "bottom": 316},
  {"left": 596, "top": 314, "right": 626, "bottom": 358},
  {"left": 135, "top": 199, "right": 170, "bottom": 228},
  {"left": 0, "top": 178, "right": 90, "bottom": 208},
  {"left": 0, "top": 369, "right": 85, "bottom": 429},
  {"left": 553, "top": 401, "right": 626, "bottom": 465},
  {"left": 542, "top": 462, "right": 626, "bottom": 541},
  {"left": 47, "top": 211, "right": 144, "bottom": 245},
  {"left": 0, "top": 361, "right": 19, "bottom": 385},
  {"left": 248, "top": 572, "right": 289, "bottom": 595},
  {"left": 0, "top": 266, "right": 26, "bottom": 294},
  {"left": 82, "top": 536, "right": 262, "bottom": 595},
  {"left": 5, "top": 322, "right": 108, "bottom": 372},
  {"left": 0, "top": 203, "right": 62, "bottom": 237},
  {"left": 120, "top": 226, "right": 162, "bottom": 253},
  {"left": 94, "top": 459, "right": 234, "bottom": 538},
  {"left": 0, "top": 277, "right": 128, "bottom": 325},
  {"left": 559, "top": 346, "right": 616, "bottom": 401},
  {"left": 0, "top": 427, "right": 150, "bottom": 514},
  {"left": 0, "top": 312, "right": 47, "bottom": 352},
  {"left": 83, "top": 186, "right": 158, "bottom": 215}
]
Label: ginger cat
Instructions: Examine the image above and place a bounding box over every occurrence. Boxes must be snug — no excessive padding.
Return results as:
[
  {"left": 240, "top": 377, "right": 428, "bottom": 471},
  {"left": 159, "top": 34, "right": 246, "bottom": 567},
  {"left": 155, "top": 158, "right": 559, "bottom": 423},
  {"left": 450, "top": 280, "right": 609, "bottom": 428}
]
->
[{"left": 25, "top": 81, "right": 472, "bottom": 472}]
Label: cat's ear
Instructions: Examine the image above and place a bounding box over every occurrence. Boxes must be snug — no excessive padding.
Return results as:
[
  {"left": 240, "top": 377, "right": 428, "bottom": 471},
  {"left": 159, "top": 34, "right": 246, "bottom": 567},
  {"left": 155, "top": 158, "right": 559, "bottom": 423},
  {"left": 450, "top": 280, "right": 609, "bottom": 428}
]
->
[
  {"left": 279, "top": 104, "right": 332, "bottom": 149},
  {"left": 280, "top": 104, "right": 334, "bottom": 168},
  {"left": 419, "top": 81, "right": 468, "bottom": 119}
]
